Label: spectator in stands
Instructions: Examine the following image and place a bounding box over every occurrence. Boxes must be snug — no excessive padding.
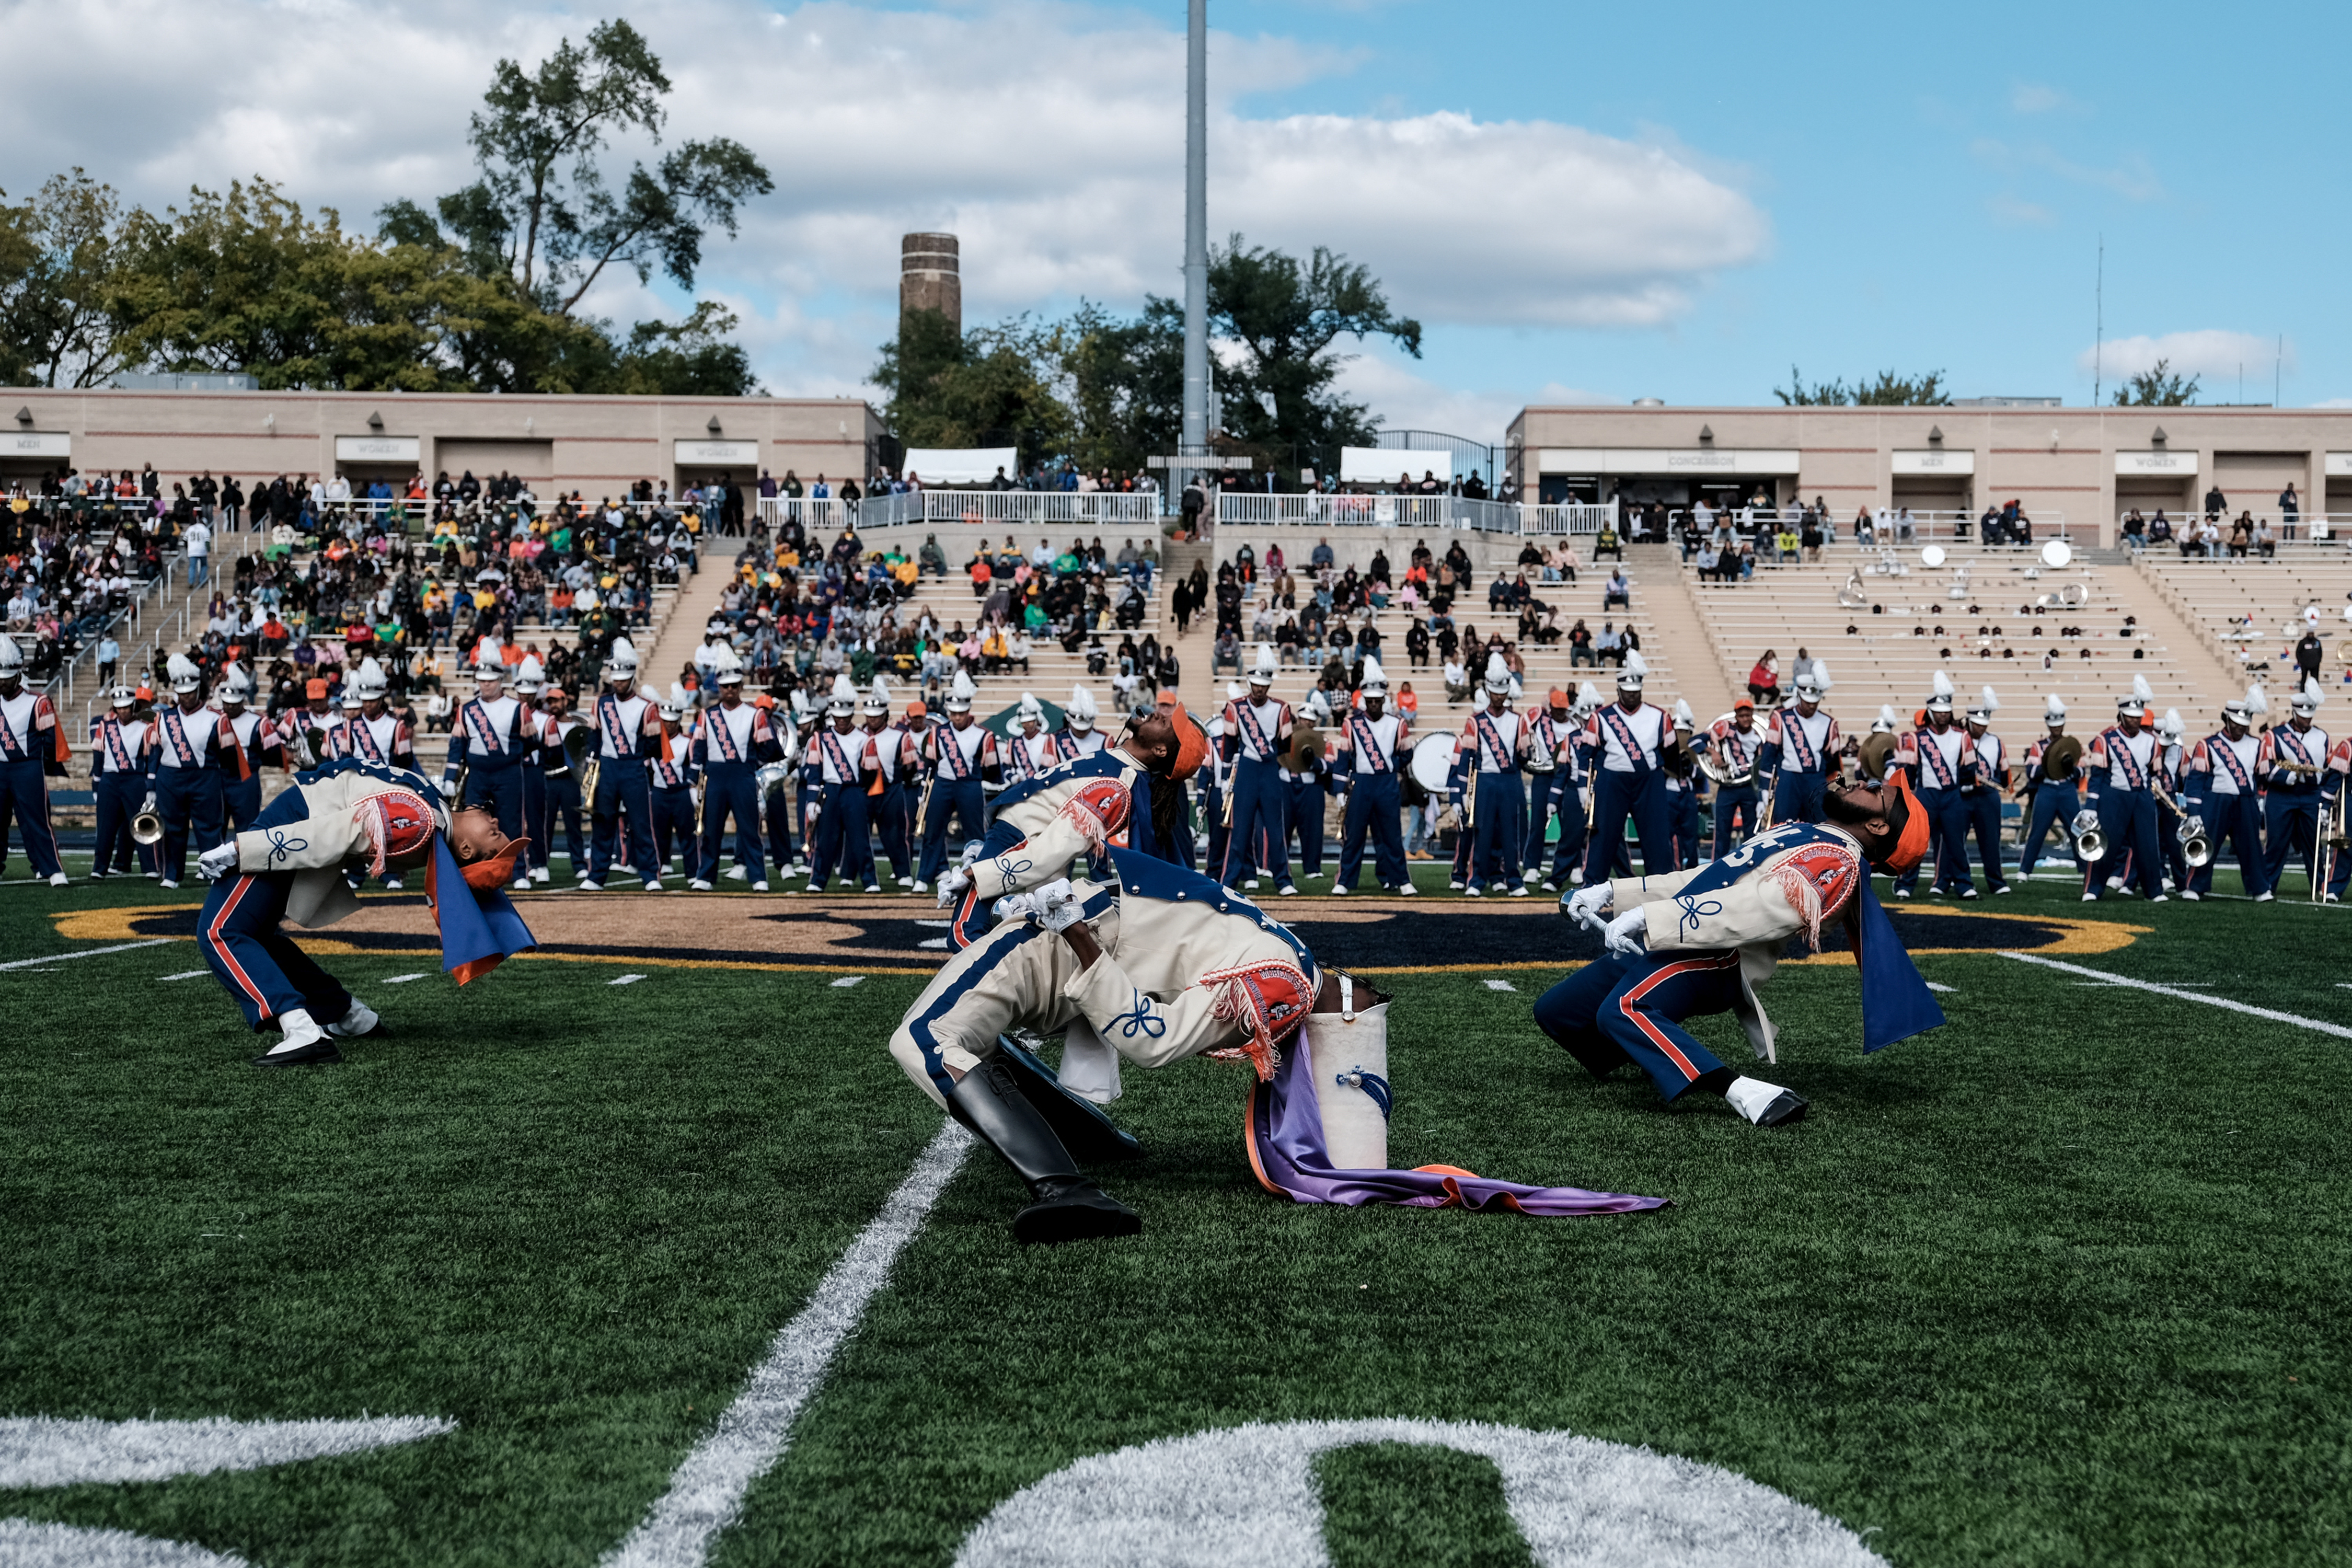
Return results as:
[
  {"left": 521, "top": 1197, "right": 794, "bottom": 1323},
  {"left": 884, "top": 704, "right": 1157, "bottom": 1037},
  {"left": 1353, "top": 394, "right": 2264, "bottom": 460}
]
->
[
  {"left": 1748, "top": 650, "right": 1780, "bottom": 707},
  {"left": 2280, "top": 483, "right": 2300, "bottom": 537},
  {"left": 1603, "top": 567, "right": 1631, "bottom": 610},
  {"left": 1212, "top": 626, "right": 1240, "bottom": 676},
  {"left": 2204, "top": 483, "right": 2226, "bottom": 520},
  {"left": 1595, "top": 622, "right": 1624, "bottom": 668},
  {"left": 2147, "top": 510, "right": 2174, "bottom": 548},
  {"left": 2120, "top": 510, "right": 2148, "bottom": 552},
  {"left": 2253, "top": 516, "right": 2277, "bottom": 558}
]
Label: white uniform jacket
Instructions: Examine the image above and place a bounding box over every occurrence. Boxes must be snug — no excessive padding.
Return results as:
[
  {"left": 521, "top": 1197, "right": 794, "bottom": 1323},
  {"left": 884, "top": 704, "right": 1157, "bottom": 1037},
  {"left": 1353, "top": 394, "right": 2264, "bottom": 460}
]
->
[
  {"left": 970, "top": 747, "right": 1148, "bottom": 901},
  {"left": 226, "top": 760, "right": 446, "bottom": 930}
]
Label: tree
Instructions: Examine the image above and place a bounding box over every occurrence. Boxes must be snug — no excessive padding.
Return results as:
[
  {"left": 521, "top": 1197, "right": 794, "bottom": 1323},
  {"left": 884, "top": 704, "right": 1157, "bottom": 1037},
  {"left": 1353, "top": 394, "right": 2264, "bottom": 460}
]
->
[
  {"left": 0, "top": 170, "right": 133, "bottom": 387},
  {"left": 1775, "top": 366, "right": 1952, "bottom": 406},
  {"left": 421, "top": 19, "right": 772, "bottom": 315},
  {"left": 2112, "top": 359, "right": 2199, "bottom": 407},
  {"left": 1202, "top": 234, "right": 1421, "bottom": 473},
  {"left": 610, "top": 301, "right": 758, "bottom": 396},
  {"left": 872, "top": 312, "right": 1074, "bottom": 467}
]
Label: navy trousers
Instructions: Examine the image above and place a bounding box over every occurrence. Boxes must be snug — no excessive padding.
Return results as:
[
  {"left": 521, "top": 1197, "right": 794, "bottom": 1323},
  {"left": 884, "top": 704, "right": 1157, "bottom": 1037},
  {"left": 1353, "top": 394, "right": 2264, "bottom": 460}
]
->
[
  {"left": 1466, "top": 771, "right": 1525, "bottom": 889},
  {"left": 1285, "top": 776, "right": 1328, "bottom": 875},
  {"left": 1534, "top": 949, "right": 1745, "bottom": 1103},
  {"left": 2089, "top": 790, "right": 2164, "bottom": 899},
  {"left": 651, "top": 783, "right": 697, "bottom": 872},
  {"left": 699, "top": 761, "right": 766, "bottom": 884},
  {"left": 2263, "top": 789, "right": 2322, "bottom": 892},
  {"left": 1899, "top": 785, "right": 1971, "bottom": 894},
  {"left": 874, "top": 779, "right": 914, "bottom": 880},
  {"left": 1203, "top": 781, "right": 1233, "bottom": 881},
  {"left": 1711, "top": 782, "right": 1763, "bottom": 859},
  {"left": 2153, "top": 795, "right": 2190, "bottom": 891},
  {"left": 1773, "top": 771, "right": 1827, "bottom": 825},
  {"left": 1218, "top": 757, "right": 1289, "bottom": 888},
  {"left": 1337, "top": 773, "right": 1409, "bottom": 890},
  {"left": 198, "top": 872, "right": 352, "bottom": 1032},
  {"left": 546, "top": 774, "right": 585, "bottom": 871},
  {"left": 919, "top": 777, "right": 988, "bottom": 883},
  {"left": 0, "top": 756, "right": 64, "bottom": 879},
  {"left": 463, "top": 761, "right": 526, "bottom": 847},
  {"left": 1524, "top": 768, "right": 1585, "bottom": 883},
  {"left": 1669, "top": 783, "right": 1703, "bottom": 868},
  {"left": 93, "top": 771, "right": 147, "bottom": 875},
  {"left": 809, "top": 780, "right": 877, "bottom": 891},
  {"left": 2017, "top": 784, "right": 2080, "bottom": 877},
  {"left": 1584, "top": 769, "right": 1674, "bottom": 884},
  {"left": 589, "top": 759, "right": 658, "bottom": 883},
  {"left": 223, "top": 775, "right": 263, "bottom": 835},
  {"left": 153, "top": 766, "right": 224, "bottom": 884},
  {"left": 522, "top": 766, "right": 550, "bottom": 872},
  {"left": 1954, "top": 787, "right": 2009, "bottom": 891},
  {"left": 2192, "top": 791, "right": 2267, "bottom": 897}
]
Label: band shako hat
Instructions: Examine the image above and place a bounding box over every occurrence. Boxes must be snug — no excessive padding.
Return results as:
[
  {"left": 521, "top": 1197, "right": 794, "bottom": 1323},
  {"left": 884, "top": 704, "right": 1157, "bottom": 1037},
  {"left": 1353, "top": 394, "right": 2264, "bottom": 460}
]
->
[
  {"left": 944, "top": 668, "right": 976, "bottom": 713},
  {"left": 1616, "top": 650, "right": 1648, "bottom": 691},
  {"left": 2118, "top": 673, "right": 2152, "bottom": 717},
  {"left": 167, "top": 652, "right": 204, "bottom": 693},
  {"left": 1967, "top": 684, "right": 1999, "bottom": 723},
  {"left": 1926, "top": 670, "right": 1955, "bottom": 714}
]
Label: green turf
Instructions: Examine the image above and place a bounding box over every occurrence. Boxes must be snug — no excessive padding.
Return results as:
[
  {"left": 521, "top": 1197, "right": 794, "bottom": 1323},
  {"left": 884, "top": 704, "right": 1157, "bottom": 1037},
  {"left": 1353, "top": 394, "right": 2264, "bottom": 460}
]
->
[{"left": 3, "top": 872, "right": 2349, "bottom": 1565}]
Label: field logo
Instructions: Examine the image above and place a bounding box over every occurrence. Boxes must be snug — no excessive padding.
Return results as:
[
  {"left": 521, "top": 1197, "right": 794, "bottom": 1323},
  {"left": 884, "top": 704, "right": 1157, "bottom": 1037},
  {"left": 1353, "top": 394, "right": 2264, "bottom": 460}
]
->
[{"left": 954, "top": 1417, "right": 1887, "bottom": 1566}]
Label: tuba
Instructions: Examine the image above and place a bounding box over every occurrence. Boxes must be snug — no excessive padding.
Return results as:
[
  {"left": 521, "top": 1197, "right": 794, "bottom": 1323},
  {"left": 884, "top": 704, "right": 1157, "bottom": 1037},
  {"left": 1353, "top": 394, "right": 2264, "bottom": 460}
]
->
[{"left": 563, "top": 724, "right": 599, "bottom": 804}]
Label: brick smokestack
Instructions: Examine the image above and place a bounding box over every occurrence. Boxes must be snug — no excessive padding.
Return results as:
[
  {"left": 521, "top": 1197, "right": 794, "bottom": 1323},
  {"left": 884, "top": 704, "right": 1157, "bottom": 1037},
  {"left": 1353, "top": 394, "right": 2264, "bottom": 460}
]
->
[{"left": 900, "top": 233, "right": 960, "bottom": 336}]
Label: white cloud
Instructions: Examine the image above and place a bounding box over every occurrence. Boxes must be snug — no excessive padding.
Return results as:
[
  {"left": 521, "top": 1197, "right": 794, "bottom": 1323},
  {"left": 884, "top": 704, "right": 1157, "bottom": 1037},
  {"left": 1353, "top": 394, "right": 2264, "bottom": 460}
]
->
[
  {"left": 2078, "top": 331, "right": 2292, "bottom": 383},
  {"left": 1986, "top": 194, "right": 2056, "bottom": 228},
  {"left": 2009, "top": 82, "right": 2080, "bottom": 116}
]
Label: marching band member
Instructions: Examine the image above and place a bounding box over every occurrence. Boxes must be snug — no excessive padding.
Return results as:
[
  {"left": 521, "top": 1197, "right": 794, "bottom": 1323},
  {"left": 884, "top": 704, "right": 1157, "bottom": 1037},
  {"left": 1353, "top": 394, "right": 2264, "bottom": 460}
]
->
[
  {"left": 1950, "top": 686, "right": 2011, "bottom": 896},
  {"left": 1893, "top": 672, "right": 1967, "bottom": 900},
  {"left": 861, "top": 678, "right": 921, "bottom": 889},
  {"left": 936, "top": 705, "right": 1201, "bottom": 945},
  {"left": 215, "top": 664, "right": 275, "bottom": 835},
  {"left": 88, "top": 685, "right": 155, "bottom": 879},
  {"left": 1578, "top": 651, "right": 1675, "bottom": 885},
  {"left": 1544, "top": 772, "right": 1942, "bottom": 1126},
  {"left": 916, "top": 670, "right": 997, "bottom": 893},
  {"left": 2015, "top": 694, "right": 2083, "bottom": 882},
  {"left": 1450, "top": 653, "right": 1529, "bottom": 896},
  {"left": 149, "top": 653, "right": 248, "bottom": 889},
  {"left": 440, "top": 645, "right": 533, "bottom": 879},
  {"left": 1520, "top": 686, "right": 1581, "bottom": 890},
  {"left": 279, "top": 677, "right": 337, "bottom": 766},
  {"left": 2151, "top": 708, "right": 2192, "bottom": 894},
  {"left": 1760, "top": 661, "right": 1838, "bottom": 824},
  {"left": 1665, "top": 699, "right": 1703, "bottom": 869},
  {"left": 1331, "top": 656, "right": 1413, "bottom": 896},
  {"left": 1056, "top": 686, "right": 1106, "bottom": 760},
  {"left": 2183, "top": 686, "right": 2270, "bottom": 902},
  {"left": 2081, "top": 675, "right": 2166, "bottom": 902},
  {"left": 2325, "top": 723, "right": 2352, "bottom": 904},
  {"left": 326, "top": 658, "right": 418, "bottom": 887},
  {"left": 649, "top": 685, "right": 700, "bottom": 881},
  {"left": 1127, "top": 693, "right": 1202, "bottom": 871},
  {"left": 582, "top": 639, "right": 665, "bottom": 892},
  {"left": 1004, "top": 691, "right": 1059, "bottom": 787},
  {"left": 1217, "top": 647, "right": 1296, "bottom": 895},
  {"left": 892, "top": 848, "right": 1659, "bottom": 1242},
  {"left": 801, "top": 673, "right": 882, "bottom": 895},
  {"left": 895, "top": 696, "right": 938, "bottom": 885},
  {"left": 1706, "top": 698, "right": 1768, "bottom": 860},
  {"left": 1279, "top": 689, "right": 1336, "bottom": 884},
  {"left": 191, "top": 757, "right": 533, "bottom": 1067},
  {"left": 2257, "top": 678, "right": 2331, "bottom": 897},
  {"left": 537, "top": 681, "right": 589, "bottom": 882},
  {"left": 511, "top": 654, "right": 552, "bottom": 885},
  {"left": 1202, "top": 685, "right": 1240, "bottom": 883},
  {"left": 688, "top": 647, "right": 786, "bottom": 892},
  {"left": 0, "top": 632, "right": 70, "bottom": 886}
]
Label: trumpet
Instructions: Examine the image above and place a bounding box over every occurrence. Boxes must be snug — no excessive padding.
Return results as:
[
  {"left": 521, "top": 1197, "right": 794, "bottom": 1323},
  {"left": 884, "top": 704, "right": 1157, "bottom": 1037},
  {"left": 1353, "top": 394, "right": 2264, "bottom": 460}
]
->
[{"left": 2071, "top": 808, "right": 2107, "bottom": 864}]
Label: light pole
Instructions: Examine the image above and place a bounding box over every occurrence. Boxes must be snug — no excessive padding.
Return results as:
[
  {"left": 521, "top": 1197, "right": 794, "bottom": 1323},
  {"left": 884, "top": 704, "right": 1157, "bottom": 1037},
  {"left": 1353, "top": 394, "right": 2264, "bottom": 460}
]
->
[{"left": 1182, "top": 0, "right": 1208, "bottom": 453}]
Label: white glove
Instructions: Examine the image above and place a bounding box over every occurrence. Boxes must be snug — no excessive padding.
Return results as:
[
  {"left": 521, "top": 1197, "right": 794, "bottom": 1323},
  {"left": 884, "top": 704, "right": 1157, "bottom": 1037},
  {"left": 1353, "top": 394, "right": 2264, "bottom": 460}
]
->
[
  {"left": 2071, "top": 808, "right": 2101, "bottom": 836},
  {"left": 936, "top": 866, "right": 972, "bottom": 907},
  {"left": 1563, "top": 884, "right": 1613, "bottom": 928},
  {"left": 991, "top": 891, "right": 1038, "bottom": 924},
  {"left": 141, "top": 792, "right": 157, "bottom": 814},
  {"left": 1602, "top": 906, "right": 1648, "bottom": 955},
  {"left": 1030, "top": 878, "right": 1085, "bottom": 932},
  {"left": 438, "top": 778, "right": 459, "bottom": 802},
  {"left": 197, "top": 842, "right": 240, "bottom": 883}
]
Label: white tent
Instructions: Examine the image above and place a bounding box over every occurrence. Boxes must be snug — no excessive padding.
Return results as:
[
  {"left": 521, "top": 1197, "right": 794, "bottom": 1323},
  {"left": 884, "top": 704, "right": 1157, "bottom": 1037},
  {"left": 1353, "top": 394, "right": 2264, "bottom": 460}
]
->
[
  {"left": 900, "top": 447, "right": 1020, "bottom": 486},
  {"left": 1341, "top": 446, "right": 1460, "bottom": 483}
]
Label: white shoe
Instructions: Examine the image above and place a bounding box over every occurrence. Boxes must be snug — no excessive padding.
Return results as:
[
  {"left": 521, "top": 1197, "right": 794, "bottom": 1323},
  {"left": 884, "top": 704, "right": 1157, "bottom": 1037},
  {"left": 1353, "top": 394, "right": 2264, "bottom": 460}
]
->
[
  {"left": 1277, "top": 884, "right": 1299, "bottom": 897},
  {"left": 383, "top": 876, "right": 405, "bottom": 891},
  {"left": 2106, "top": 877, "right": 2123, "bottom": 891},
  {"left": 513, "top": 875, "right": 532, "bottom": 890},
  {"left": 1725, "top": 1075, "right": 1808, "bottom": 1127},
  {"left": 1246, "top": 878, "right": 1262, "bottom": 891},
  {"left": 1464, "top": 885, "right": 1484, "bottom": 897},
  {"left": 1993, "top": 884, "right": 2013, "bottom": 895},
  {"left": 644, "top": 880, "right": 664, "bottom": 891},
  {"left": 1508, "top": 884, "right": 1529, "bottom": 897},
  {"left": 1541, "top": 881, "right": 1558, "bottom": 893},
  {"left": 1396, "top": 882, "right": 1416, "bottom": 896},
  {"left": 580, "top": 881, "right": 604, "bottom": 892},
  {"left": 1893, "top": 888, "right": 1910, "bottom": 900},
  {"left": 1330, "top": 883, "right": 1349, "bottom": 895},
  {"left": 48, "top": 872, "right": 68, "bottom": 887},
  {"left": 2180, "top": 890, "right": 2200, "bottom": 901},
  {"left": 574, "top": 868, "right": 591, "bottom": 881},
  {"left": 268, "top": 1007, "right": 329, "bottom": 1054},
  {"left": 1521, "top": 868, "right": 1541, "bottom": 884},
  {"left": 864, "top": 884, "right": 882, "bottom": 894},
  {"left": 2081, "top": 892, "right": 2099, "bottom": 902},
  {"left": 2255, "top": 891, "right": 2275, "bottom": 903},
  {"left": 532, "top": 866, "right": 550, "bottom": 884},
  {"left": 1568, "top": 868, "right": 1585, "bottom": 885},
  {"left": 1449, "top": 879, "right": 1466, "bottom": 891},
  {"left": 752, "top": 880, "right": 770, "bottom": 892},
  {"left": 158, "top": 879, "right": 178, "bottom": 889},
  {"left": 326, "top": 999, "right": 381, "bottom": 1038},
  {"left": 688, "top": 878, "right": 714, "bottom": 891},
  {"left": 724, "top": 864, "right": 748, "bottom": 881},
  {"left": 2149, "top": 893, "right": 2168, "bottom": 903},
  {"left": 911, "top": 879, "right": 930, "bottom": 893},
  {"left": 1958, "top": 886, "right": 1979, "bottom": 900},
  {"left": 2161, "top": 878, "right": 2176, "bottom": 893}
]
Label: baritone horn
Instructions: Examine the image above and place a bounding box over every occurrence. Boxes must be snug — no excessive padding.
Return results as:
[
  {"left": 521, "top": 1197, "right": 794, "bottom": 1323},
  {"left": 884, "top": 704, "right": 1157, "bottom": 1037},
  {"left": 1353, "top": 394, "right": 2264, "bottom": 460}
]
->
[
  {"left": 132, "top": 799, "right": 164, "bottom": 846},
  {"left": 2154, "top": 783, "right": 2210, "bottom": 869},
  {"left": 2070, "top": 808, "right": 2107, "bottom": 863}
]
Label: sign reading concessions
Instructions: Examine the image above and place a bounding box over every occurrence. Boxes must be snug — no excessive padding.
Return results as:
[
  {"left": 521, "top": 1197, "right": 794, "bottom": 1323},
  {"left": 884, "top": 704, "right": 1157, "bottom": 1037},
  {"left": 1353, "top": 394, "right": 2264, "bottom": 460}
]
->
[
  {"left": 335, "top": 436, "right": 420, "bottom": 463},
  {"left": 2116, "top": 449, "right": 2200, "bottom": 476},
  {"left": 674, "top": 439, "right": 759, "bottom": 465}
]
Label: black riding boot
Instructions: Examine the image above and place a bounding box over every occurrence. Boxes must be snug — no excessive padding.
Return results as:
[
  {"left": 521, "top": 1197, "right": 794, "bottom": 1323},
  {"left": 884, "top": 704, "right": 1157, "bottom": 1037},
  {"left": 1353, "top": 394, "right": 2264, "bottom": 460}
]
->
[
  {"left": 993, "top": 1035, "right": 1144, "bottom": 1163},
  {"left": 944, "top": 1056, "right": 1143, "bottom": 1244}
]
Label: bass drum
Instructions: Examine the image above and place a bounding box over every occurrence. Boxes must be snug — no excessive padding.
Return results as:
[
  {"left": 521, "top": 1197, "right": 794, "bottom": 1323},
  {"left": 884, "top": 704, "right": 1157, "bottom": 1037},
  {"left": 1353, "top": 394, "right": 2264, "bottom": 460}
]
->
[{"left": 1403, "top": 732, "right": 1457, "bottom": 806}]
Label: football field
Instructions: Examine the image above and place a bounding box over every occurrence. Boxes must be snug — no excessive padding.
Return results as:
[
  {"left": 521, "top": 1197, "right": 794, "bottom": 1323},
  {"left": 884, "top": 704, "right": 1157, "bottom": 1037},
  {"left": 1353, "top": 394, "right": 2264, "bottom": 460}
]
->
[{"left": 3, "top": 870, "right": 2348, "bottom": 1566}]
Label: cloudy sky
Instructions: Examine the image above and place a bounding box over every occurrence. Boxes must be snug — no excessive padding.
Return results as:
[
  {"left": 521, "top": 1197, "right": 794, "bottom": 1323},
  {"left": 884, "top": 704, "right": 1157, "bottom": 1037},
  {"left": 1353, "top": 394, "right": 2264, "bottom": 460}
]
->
[{"left": 2, "top": 0, "right": 2341, "bottom": 431}]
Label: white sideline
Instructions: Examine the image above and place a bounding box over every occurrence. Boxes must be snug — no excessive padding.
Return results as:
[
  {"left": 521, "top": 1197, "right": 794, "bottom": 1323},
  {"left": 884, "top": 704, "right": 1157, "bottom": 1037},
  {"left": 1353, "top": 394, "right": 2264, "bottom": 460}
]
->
[
  {"left": 602, "top": 1121, "right": 975, "bottom": 1568},
  {"left": 0, "top": 939, "right": 174, "bottom": 972},
  {"left": 2001, "top": 952, "right": 2352, "bottom": 1039}
]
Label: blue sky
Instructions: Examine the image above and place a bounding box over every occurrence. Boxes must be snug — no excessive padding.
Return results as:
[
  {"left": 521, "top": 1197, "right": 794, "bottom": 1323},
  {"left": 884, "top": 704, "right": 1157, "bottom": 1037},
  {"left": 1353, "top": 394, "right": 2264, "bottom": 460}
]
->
[{"left": 1, "top": 0, "right": 2340, "bottom": 433}]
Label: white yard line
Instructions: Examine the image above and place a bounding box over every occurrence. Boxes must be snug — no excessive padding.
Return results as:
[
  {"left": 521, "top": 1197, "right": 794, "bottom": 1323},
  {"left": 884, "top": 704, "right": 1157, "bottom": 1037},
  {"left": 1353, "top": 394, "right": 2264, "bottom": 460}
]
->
[
  {"left": 602, "top": 1122, "right": 974, "bottom": 1568},
  {"left": 830, "top": 975, "right": 864, "bottom": 988},
  {"left": 609, "top": 974, "right": 649, "bottom": 986},
  {"left": 2002, "top": 952, "right": 2352, "bottom": 1039},
  {"left": 160, "top": 970, "right": 212, "bottom": 982},
  {"left": 383, "top": 973, "right": 431, "bottom": 984},
  {"left": 0, "top": 939, "right": 174, "bottom": 973},
  {"left": 1483, "top": 978, "right": 1517, "bottom": 991}
]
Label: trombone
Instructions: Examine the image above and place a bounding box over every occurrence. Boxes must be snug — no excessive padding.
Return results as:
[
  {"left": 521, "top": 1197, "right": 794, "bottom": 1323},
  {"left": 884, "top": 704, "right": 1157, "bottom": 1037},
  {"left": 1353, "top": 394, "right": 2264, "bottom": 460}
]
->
[{"left": 2315, "top": 785, "right": 2348, "bottom": 904}]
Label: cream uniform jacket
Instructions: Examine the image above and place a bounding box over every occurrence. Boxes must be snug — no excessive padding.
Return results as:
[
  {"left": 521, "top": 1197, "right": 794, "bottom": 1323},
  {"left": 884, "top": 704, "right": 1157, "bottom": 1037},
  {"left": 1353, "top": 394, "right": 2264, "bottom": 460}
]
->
[
  {"left": 968, "top": 748, "right": 1149, "bottom": 901},
  {"left": 1607, "top": 820, "right": 1868, "bottom": 1062},
  {"left": 226, "top": 764, "right": 446, "bottom": 930}
]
